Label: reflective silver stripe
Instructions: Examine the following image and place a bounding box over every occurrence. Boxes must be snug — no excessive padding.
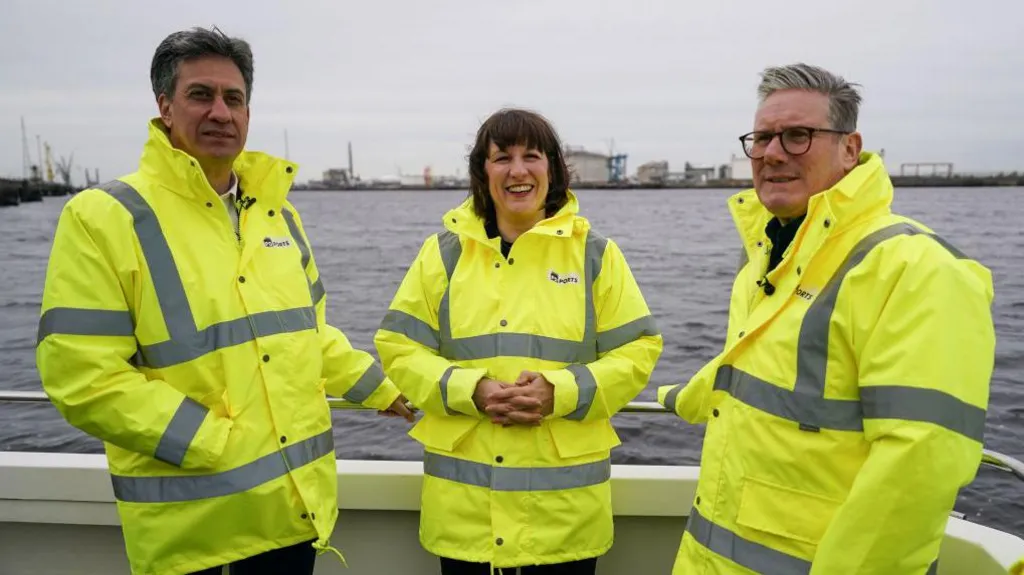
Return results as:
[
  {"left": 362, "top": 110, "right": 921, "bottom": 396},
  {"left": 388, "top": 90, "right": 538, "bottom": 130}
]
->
[
  {"left": 311, "top": 276, "right": 325, "bottom": 305},
  {"left": 154, "top": 397, "right": 208, "bottom": 467},
  {"left": 565, "top": 364, "right": 597, "bottom": 421},
  {"left": 437, "top": 230, "right": 461, "bottom": 280},
  {"left": 444, "top": 333, "right": 588, "bottom": 363},
  {"left": 435, "top": 229, "right": 603, "bottom": 365},
  {"left": 795, "top": 223, "right": 971, "bottom": 397},
  {"left": 97, "top": 181, "right": 319, "bottom": 368},
  {"left": 439, "top": 365, "right": 457, "bottom": 415},
  {"left": 687, "top": 506, "right": 811, "bottom": 575},
  {"left": 379, "top": 309, "right": 440, "bottom": 351},
  {"left": 582, "top": 230, "right": 607, "bottom": 364},
  {"left": 596, "top": 315, "right": 659, "bottom": 353},
  {"left": 37, "top": 307, "right": 134, "bottom": 344},
  {"left": 861, "top": 385, "right": 986, "bottom": 442},
  {"left": 138, "top": 307, "right": 316, "bottom": 369},
  {"left": 282, "top": 207, "right": 322, "bottom": 306},
  {"left": 423, "top": 452, "right": 610, "bottom": 491},
  {"left": 281, "top": 208, "right": 311, "bottom": 272},
  {"left": 795, "top": 223, "right": 920, "bottom": 396},
  {"left": 111, "top": 429, "right": 334, "bottom": 503},
  {"left": 342, "top": 363, "right": 385, "bottom": 404},
  {"left": 663, "top": 384, "right": 683, "bottom": 412},
  {"left": 436, "top": 231, "right": 461, "bottom": 358},
  {"left": 715, "top": 365, "right": 862, "bottom": 431},
  {"left": 721, "top": 223, "right": 982, "bottom": 438},
  {"left": 103, "top": 180, "right": 196, "bottom": 340}
]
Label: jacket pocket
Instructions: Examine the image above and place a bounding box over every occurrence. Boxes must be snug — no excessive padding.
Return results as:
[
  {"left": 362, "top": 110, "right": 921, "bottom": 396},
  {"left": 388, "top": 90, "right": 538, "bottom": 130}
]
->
[
  {"left": 548, "top": 418, "right": 621, "bottom": 460},
  {"left": 409, "top": 413, "right": 480, "bottom": 453},
  {"left": 736, "top": 476, "right": 842, "bottom": 545}
]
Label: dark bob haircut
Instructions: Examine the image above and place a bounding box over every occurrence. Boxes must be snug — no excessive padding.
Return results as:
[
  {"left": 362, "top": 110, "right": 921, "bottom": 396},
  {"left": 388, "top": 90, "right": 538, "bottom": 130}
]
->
[{"left": 467, "top": 108, "right": 572, "bottom": 222}]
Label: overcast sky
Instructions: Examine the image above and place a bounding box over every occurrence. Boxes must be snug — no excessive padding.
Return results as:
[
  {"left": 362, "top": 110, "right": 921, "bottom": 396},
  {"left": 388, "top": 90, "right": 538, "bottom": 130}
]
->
[{"left": 2, "top": 0, "right": 1022, "bottom": 184}]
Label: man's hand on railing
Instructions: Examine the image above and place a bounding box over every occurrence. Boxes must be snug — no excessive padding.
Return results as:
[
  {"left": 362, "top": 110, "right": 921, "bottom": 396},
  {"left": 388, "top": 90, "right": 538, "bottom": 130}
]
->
[{"left": 377, "top": 395, "right": 415, "bottom": 423}]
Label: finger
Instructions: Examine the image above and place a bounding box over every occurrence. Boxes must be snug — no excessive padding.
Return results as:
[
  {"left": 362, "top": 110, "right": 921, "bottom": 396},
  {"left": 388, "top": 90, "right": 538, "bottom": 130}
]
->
[
  {"left": 485, "top": 402, "right": 514, "bottom": 416},
  {"left": 516, "top": 370, "right": 541, "bottom": 385},
  {"left": 395, "top": 404, "right": 415, "bottom": 423},
  {"left": 489, "top": 385, "right": 533, "bottom": 401},
  {"left": 506, "top": 410, "right": 543, "bottom": 426},
  {"left": 505, "top": 395, "right": 542, "bottom": 409}
]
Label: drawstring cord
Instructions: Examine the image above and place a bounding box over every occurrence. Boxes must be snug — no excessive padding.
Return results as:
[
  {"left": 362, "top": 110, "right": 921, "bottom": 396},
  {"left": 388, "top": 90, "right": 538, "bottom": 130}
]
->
[{"left": 312, "top": 539, "right": 348, "bottom": 568}]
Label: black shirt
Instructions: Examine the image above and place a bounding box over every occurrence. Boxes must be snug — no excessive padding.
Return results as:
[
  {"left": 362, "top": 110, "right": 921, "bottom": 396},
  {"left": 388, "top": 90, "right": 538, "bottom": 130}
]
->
[
  {"left": 764, "top": 214, "right": 805, "bottom": 274},
  {"left": 484, "top": 219, "right": 514, "bottom": 259}
]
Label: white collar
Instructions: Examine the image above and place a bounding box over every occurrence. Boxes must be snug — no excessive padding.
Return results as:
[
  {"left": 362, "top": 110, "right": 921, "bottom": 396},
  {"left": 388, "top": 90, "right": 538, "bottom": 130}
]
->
[{"left": 222, "top": 172, "right": 239, "bottom": 201}]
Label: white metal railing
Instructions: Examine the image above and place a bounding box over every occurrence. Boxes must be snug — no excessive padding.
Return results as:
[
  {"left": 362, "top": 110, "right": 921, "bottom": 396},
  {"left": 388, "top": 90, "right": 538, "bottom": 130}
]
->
[{"left": 1, "top": 389, "right": 1021, "bottom": 483}]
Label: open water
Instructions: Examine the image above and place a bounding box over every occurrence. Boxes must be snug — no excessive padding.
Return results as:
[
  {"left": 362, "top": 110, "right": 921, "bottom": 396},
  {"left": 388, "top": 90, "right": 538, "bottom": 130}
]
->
[{"left": 1, "top": 187, "right": 1021, "bottom": 538}]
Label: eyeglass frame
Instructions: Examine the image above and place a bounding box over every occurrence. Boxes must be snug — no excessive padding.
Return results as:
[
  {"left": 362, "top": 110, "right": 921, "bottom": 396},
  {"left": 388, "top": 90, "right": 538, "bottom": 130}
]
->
[{"left": 738, "top": 126, "right": 851, "bottom": 159}]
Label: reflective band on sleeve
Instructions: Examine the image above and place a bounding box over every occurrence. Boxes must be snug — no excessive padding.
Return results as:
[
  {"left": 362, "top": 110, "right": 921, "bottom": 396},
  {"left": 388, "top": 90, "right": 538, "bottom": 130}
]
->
[
  {"left": 342, "top": 363, "right": 386, "bottom": 404},
  {"left": 565, "top": 364, "right": 597, "bottom": 421},
  {"left": 37, "top": 307, "right": 134, "bottom": 344},
  {"left": 861, "top": 385, "right": 986, "bottom": 442},
  {"left": 596, "top": 315, "right": 659, "bottom": 353},
  {"left": 379, "top": 309, "right": 440, "bottom": 351},
  {"left": 153, "top": 397, "right": 208, "bottom": 467},
  {"left": 663, "top": 384, "right": 684, "bottom": 411},
  {"left": 439, "top": 365, "right": 458, "bottom": 415}
]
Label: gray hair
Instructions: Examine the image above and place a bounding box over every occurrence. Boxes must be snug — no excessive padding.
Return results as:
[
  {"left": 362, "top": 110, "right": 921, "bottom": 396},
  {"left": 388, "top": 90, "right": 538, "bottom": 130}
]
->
[
  {"left": 757, "top": 63, "right": 862, "bottom": 132},
  {"left": 150, "top": 26, "right": 254, "bottom": 103}
]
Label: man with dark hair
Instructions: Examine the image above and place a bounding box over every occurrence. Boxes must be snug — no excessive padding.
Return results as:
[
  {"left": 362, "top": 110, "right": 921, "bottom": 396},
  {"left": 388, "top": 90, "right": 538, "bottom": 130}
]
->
[{"left": 36, "top": 26, "right": 412, "bottom": 575}]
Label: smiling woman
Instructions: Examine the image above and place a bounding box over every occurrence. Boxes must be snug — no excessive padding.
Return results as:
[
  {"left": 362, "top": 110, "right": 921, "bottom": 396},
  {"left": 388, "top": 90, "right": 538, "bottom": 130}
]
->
[{"left": 374, "top": 108, "right": 664, "bottom": 574}]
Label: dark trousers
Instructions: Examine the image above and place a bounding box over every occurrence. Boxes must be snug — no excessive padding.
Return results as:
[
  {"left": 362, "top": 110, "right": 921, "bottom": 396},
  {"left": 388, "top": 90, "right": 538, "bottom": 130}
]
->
[
  {"left": 189, "top": 539, "right": 317, "bottom": 575},
  {"left": 440, "top": 557, "right": 598, "bottom": 575}
]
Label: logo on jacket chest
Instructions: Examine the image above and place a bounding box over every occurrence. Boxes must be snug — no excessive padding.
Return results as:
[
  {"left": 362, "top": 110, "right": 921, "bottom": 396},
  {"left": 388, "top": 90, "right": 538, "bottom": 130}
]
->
[
  {"left": 795, "top": 286, "right": 816, "bottom": 301},
  {"left": 263, "top": 236, "right": 293, "bottom": 248},
  {"left": 548, "top": 270, "right": 580, "bottom": 284}
]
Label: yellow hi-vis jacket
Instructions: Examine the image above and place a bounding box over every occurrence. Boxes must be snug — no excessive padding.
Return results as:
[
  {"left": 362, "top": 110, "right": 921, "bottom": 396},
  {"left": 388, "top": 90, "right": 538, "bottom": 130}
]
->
[
  {"left": 36, "top": 119, "right": 401, "bottom": 575},
  {"left": 658, "top": 152, "right": 994, "bottom": 575},
  {"left": 374, "top": 192, "right": 663, "bottom": 567}
]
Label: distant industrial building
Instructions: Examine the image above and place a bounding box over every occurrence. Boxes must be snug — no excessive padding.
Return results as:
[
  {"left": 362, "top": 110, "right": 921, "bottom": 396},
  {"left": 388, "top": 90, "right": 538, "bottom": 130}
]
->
[
  {"left": 563, "top": 145, "right": 629, "bottom": 184},
  {"left": 564, "top": 146, "right": 610, "bottom": 183},
  {"left": 721, "top": 154, "right": 753, "bottom": 181},
  {"left": 322, "top": 168, "right": 352, "bottom": 188},
  {"left": 637, "top": 161, "right": 669, "bottom": 184}
]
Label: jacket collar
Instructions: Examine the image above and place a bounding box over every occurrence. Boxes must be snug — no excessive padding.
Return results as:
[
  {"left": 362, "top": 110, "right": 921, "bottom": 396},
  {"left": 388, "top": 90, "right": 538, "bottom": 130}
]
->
[
  {"left": 443, "top": 189, "right": 583, "bottom": 246},
  {"left": 137, "top": 118, "right": 298, "bottom": 209},
  {"left": 728, "top": 152, "right": 893, "bottom": 251}
]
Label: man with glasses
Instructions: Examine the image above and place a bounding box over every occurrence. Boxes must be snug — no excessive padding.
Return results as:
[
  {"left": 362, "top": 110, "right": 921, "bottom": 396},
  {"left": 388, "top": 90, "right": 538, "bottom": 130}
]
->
[{"left": 658, "top": 63, "right": 995, "bottom": 574}]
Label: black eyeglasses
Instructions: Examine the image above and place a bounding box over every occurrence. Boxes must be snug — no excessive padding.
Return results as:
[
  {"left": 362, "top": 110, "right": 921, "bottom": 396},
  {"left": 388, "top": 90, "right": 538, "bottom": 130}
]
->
[{"left": 738, "top": 127, "right": 850, "bottom": 159}]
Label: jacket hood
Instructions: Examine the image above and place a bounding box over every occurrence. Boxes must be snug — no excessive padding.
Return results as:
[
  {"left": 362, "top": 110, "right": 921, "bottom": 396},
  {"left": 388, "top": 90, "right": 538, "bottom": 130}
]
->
[
  {"left": 442, "top": 189, "right": 587, "bottom": 245},
  {"left": 137, "top": 118, "right": 298, "bottom": 207},
  {"left": 729, "top": 151, "right": 893, "bottom": 248}
]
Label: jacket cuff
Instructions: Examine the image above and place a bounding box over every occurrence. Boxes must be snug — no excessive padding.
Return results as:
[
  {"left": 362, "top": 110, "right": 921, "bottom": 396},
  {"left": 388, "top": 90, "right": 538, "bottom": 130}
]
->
[
  {"left": 184, "top": 414, "right": 233, "bottom": 469},
  {"left": 444, "top": 367, "right": 488, "bottom": 417},
  {"left": 541, "top": 368, "right": 579, "bottom": 419},
  {"left": 657, "top": 384, "right": 682, "bottom": 414},
  {"left": 362, "top": 377, "right": 402, "bottom": 411}
]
